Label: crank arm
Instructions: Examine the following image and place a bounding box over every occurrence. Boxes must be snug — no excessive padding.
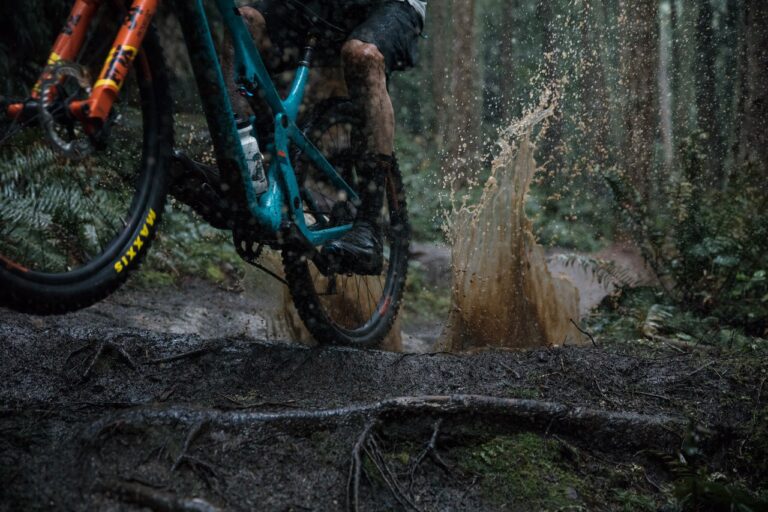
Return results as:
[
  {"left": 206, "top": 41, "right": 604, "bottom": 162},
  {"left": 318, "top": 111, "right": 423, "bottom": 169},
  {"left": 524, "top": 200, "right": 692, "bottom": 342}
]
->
[
  {"left": 3, "top": 96, "right": 86, "bottom": 128},
  {"left": 3, "top": 98, "right": 39, "bottom": 124}
]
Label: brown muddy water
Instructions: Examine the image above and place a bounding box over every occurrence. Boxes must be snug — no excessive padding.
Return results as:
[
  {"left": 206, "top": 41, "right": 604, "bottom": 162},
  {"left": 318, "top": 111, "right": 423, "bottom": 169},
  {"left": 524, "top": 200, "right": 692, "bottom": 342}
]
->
[{"left": 440, "top": 110, "right": 585, "bottom": 351}]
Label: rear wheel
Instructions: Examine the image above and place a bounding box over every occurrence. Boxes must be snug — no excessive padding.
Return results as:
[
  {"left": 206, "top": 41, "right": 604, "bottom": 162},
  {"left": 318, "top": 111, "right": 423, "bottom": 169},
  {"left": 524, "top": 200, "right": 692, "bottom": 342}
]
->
[
  {"left": 0, "top": 19, "right": 172, "bottom": 314},
  {"left": 282, "top": 98, "right": 410, "bottom": 347}
]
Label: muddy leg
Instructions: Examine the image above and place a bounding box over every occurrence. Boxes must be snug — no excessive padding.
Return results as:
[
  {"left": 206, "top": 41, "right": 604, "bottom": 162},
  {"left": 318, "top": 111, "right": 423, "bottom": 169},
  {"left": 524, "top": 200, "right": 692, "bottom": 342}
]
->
[{"left": 341, "top": 40, "right": 394, "bottom": 156}]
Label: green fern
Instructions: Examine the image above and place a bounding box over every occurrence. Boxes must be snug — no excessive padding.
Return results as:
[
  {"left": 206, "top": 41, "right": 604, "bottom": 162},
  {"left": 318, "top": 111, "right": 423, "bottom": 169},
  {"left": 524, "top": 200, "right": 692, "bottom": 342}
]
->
[
  {"left": 638, "top": 303, "right": 675, "bottom": 338},
  {"left": 0, "top": 142, "right": 135, "bottom": 270},
  {"left": 549, "top": 252, "right": 640, "bottom": 289}
]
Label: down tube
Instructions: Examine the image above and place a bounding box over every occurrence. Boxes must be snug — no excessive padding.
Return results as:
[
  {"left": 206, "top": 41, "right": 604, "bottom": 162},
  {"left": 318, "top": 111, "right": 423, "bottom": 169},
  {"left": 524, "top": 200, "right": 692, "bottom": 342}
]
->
[{"left": 172, "top": 0, "right": 281, "bottom": 231}]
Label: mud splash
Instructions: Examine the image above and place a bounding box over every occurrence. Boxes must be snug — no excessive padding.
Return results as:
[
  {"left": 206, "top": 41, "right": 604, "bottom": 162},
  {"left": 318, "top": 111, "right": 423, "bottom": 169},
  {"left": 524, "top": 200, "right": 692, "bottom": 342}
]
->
[
  {"left": 439, "top": 109, "right": 585, "bottom": 351},
  {"left": 242, "top": 252, "right": 402, "bottom": 351}
]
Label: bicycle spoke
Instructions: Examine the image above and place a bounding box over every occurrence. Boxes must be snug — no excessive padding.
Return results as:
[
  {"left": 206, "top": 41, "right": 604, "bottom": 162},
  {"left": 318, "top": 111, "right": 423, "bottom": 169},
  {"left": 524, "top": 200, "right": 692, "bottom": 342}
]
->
[{"left": 363, "top": 276, "right": 375, "bottom": 313}]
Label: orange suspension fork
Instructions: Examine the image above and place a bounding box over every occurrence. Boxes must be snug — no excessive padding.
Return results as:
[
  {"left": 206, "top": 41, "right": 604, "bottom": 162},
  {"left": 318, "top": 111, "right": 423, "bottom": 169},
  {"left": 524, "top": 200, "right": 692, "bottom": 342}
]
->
[
  {"left": 71, "top": 0, "right": 159, "bottom": 125},
  {"left": 30, "top": 0, "right": 104, "bottom": 99},
  {"left": 7, "top": 0, "right": 157, "bottom": 129}
]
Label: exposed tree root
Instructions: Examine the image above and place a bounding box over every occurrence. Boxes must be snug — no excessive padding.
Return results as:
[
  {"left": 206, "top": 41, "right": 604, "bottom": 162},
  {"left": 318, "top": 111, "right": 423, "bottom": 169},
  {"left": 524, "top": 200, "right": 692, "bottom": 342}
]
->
[
  {"left": 346, "top": 418, "right": 462, "bottom": 512},
  {"left": 84, "top": 396, "right": 693, "bottom": 512},
  {"left": 86, "top": 394, "right": 688, "bottom": 452},
  {"left": 169, "top": 420, "right": 220, "bottom": 488},
  {"left": 347, "top": 419, "right": 379, "bottom": 512},
  {"left": 364, "top": 434, "right": 421, "bottom": 511},
  {"left": 97, "top": 480, "right": 220, "bottom": 512},
  {"left": 66, "top": 336, "right": 137, "bottom": 380},
  {"left": 149, "top": 339, "right": 228, "bottom": 365},
  {"left": 409, "top": 418, "right": 453, "bottom": 491},
  {"left": 172, "top": 420, "right": 206, "bottom": 472}
]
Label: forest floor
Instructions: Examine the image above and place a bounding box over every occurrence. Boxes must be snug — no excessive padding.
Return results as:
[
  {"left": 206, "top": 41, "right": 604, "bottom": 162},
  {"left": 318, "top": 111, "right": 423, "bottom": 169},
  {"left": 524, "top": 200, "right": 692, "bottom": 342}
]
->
[{"left": 1, "top": 244, "right": 767, "bottom": 511}]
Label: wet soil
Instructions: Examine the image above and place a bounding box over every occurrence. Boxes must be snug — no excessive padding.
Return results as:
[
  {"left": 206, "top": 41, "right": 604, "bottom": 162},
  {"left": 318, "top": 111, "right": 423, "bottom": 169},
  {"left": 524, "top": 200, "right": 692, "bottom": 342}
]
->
[{"left": 1, "top": 279, "right": 766, "bottom": 511}]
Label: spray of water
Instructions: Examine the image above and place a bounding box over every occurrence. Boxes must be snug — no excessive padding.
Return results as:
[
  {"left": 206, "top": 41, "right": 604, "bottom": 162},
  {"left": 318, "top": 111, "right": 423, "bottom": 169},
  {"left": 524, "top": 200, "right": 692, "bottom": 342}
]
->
[{"left": 438, "top": 106, "right": 586, "bottom": 351}]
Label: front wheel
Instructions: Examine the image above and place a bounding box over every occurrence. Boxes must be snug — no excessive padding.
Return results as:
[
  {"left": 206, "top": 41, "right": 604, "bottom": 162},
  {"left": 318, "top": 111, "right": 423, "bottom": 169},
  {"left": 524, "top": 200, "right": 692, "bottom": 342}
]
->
[
  {"left": 0, "top": 22, "right": 172, "bottom": 314},
  {"left": 282, "top": 98, "right": 410, "bottom": 347}
]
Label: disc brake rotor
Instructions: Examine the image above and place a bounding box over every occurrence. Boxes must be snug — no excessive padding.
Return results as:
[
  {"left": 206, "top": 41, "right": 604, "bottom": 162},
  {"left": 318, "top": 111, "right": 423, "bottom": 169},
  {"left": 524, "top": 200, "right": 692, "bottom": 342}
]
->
[{"left": 38, "top": 62, "right": 94, "bottom": 160}]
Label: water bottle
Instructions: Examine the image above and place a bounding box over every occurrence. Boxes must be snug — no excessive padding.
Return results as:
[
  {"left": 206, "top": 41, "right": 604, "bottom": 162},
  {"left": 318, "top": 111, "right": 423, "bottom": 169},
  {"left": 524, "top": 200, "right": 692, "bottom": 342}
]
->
[{"left": 237, "top": 120, "right": 267, "bottom": 194}]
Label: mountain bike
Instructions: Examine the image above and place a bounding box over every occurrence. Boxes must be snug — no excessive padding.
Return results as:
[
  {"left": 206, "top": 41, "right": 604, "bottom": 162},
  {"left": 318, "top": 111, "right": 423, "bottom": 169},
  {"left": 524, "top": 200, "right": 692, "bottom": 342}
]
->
[{"left": 0, "top": 0, "right": 410, "bottom": 347}]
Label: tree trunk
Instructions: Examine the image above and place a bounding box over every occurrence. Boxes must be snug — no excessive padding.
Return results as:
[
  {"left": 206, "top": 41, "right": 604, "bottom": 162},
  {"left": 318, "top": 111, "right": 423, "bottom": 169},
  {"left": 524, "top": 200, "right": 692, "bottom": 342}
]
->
[
  {"left": 669, "top": 0, "right": 698, "bottom": 165},
  {"left": 535, "top": 0, "right": 562, "bottom": 171},
  {"left": 618, "top": 0, "right": 660, "bottom": 207},
  {"left": 498, "top": 0, "right": 518, "bottom": 122},
  {"left": 429, "top": 0, "right": 452, "bottom": 149},
  {"left": 738, "top": 0, "right": 768, "bottom": 176},
  {"left": 445, "top": 0, "right": 479, "bottom": 182},
  {"left": 579, "top": 0, "right": 610, "bottom": 167},
  {"left": 694, "top": 0, "right": 722, "bottom": 185},
  {"left": 658, "top": 2, "right": 674, "bottom": 171}
]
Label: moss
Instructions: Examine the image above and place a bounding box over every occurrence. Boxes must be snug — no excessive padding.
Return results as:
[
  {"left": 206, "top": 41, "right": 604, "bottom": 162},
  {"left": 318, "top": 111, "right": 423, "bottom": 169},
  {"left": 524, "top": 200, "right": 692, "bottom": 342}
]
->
[
  {"left": 456, "top": 433, "right": 583, "bottom": 510},
  {"left": 612, "top": 489, "right": 656, "bottom": 512},
  {"left": 133, "top": 269, "right": 176, "bottom": 288},
  {"left": 457, "top": 433, "right": 666, "bottom": 511},
  {"left": 674, "top": 475, "right": 768, "bottom": 511},
  {"left": 394, "top": 451, "right": 411, "bottom": 466},
  {"left": 505, "top": 387, "right": 541, "bottom": 400},
  {"left": 205, "top": 264, "right": 226, "bottom": 282}
]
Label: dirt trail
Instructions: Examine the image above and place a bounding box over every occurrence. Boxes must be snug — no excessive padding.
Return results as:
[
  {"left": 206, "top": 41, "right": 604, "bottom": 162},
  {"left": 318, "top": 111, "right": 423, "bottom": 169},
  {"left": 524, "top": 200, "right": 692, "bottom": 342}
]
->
[{"left": 1, "top": 279, "right": 765, "bottom": 510}]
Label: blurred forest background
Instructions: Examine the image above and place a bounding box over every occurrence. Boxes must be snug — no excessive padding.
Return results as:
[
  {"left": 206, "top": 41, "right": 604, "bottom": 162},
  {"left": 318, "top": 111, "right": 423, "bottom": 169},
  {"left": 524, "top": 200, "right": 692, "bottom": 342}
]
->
[{"left": 1, "top": 0, "right": 766, "bottom": 341}]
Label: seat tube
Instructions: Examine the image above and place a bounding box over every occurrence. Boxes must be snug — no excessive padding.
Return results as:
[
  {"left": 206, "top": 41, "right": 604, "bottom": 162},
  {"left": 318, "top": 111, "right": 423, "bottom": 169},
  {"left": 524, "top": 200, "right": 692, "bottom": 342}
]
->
[
  {"left": 86, "top": 0, "right": 159, "bottom": 122},
  {"left": 31, "top": 0, "right": 104, "bottom": 98}
]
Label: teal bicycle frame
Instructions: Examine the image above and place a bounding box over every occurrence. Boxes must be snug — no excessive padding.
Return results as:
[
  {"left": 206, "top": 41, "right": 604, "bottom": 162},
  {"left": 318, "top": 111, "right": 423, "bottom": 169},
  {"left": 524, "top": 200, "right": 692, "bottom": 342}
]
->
[{"left": 173, "top": 0, "right": 358, "bottom": 246}]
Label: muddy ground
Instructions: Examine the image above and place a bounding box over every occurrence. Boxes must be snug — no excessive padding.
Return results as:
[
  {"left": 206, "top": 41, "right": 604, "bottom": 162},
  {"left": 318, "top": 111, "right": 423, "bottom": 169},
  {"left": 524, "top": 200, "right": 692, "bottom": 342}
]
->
[{"left": 1, "top": 278, "right": 767, "bottom": 511}]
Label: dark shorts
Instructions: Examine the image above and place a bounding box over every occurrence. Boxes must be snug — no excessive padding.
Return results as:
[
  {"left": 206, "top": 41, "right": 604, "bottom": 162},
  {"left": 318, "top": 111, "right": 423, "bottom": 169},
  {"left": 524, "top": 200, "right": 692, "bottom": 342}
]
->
[{"left": 248, "top": 0, "right": 423, "bottom": 73}]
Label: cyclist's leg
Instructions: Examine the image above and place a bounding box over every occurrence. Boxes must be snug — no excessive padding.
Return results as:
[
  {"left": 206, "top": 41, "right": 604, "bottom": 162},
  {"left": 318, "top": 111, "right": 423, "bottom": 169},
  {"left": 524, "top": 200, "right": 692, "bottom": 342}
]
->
[
  {"left": 341, "top": 2, "right": 423, "bottom": 157},
  {"left": 341, "top": 40, "right": 393, "bottom": 156},
  {"left": 322, "top": 2, "right": 422, "bottom": 274}
]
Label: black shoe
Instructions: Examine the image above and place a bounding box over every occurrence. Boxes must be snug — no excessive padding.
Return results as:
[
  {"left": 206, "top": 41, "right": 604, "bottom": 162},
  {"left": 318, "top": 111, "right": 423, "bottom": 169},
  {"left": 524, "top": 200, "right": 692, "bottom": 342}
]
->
[{"left": 321, "top": 154, "right": 393, "bottom": 275}]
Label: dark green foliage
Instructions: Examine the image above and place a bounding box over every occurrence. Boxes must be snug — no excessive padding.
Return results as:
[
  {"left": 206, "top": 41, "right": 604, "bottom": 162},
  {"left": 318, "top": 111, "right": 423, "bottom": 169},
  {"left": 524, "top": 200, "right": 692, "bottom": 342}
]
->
[
  {"left": 0, "top": 143, "right": 137, "bottom": 270},
  {"left": 604, "top": 131, "right": 768, "bottom": 336},
  {"left": 137, "top": 203, "right": 243, "bottom": 287},
  {"left": 549, "top": 253, "right": 640, "bottom": 288},
  {"left": 0, "top": 1, "right": 73, "bottom": 93},
  {"left": 668, "top": 424, "right": 768, "bottom": 512}
]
